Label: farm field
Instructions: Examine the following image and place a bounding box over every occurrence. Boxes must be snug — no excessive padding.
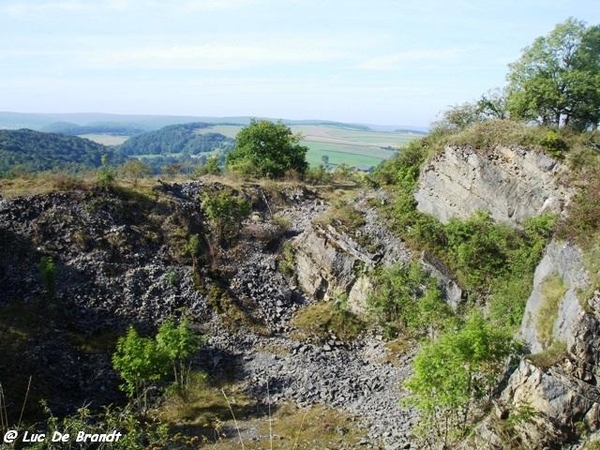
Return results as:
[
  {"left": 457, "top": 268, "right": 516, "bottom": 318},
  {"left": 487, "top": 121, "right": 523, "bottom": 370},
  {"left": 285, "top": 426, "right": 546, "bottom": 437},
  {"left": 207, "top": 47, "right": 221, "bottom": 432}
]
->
[
  {"left": 200, "top": 124, "right": 422, "bottom": 168},
  {"left": 79, "top": 134, "right": 130, "bottom": 146},
  {"left": 80, "top": 123, "right": 424, "bottom": 169}
]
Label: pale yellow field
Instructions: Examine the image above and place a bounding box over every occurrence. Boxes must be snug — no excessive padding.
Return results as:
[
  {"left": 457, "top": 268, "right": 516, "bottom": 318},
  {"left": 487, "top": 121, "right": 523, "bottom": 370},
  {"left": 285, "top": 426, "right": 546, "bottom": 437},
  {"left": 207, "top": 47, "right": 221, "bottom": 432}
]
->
[{"left": 78, "top": 134, "right": 130, "bottom": 146}]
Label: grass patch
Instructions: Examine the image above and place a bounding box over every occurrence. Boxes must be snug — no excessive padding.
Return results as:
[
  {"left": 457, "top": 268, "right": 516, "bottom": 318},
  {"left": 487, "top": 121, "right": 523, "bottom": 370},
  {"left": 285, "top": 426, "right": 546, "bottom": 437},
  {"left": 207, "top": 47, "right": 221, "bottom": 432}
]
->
[
  {"left": 526, "top": 340, "right": 567, "bottom": 371},
  {"left": 443, "top": 120, "right": 569, "bottom": 156},
  {"left": 382, "top": 338, "right": 415, "bottom": 365},
  {"left": 0, "top": 172, "right": 93, "bottom": 198},
  {"left": 536, "top": 274, "right": 568, "bottom": 347},
  {"left": 203, "top": 402, "right": 366, "bottom": 450},
  {"left": 156, "top": 376, "right": 367, "bottom": 449},
  {"left": 291, "top": 301, "right": 365, "bottom": 342},
  {"left": 156, "top": 373, "right": 254, "bottom": 429},
  {"left": 312, "top": 200, "right": 366, "bottom": 239},
  {"left": 277, "top": 241, "right": 296, "bottom": 281},
  {"left": 206, "top": 286, "right": 269, "bottom": 335}
]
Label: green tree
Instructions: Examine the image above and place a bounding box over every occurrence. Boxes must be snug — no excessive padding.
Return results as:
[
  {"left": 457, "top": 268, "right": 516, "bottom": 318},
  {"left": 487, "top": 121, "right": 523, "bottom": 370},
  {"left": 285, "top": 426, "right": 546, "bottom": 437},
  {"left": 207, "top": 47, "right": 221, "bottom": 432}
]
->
[
  {"left": 226, "top": 119, "right": 308, "bottom": 178},
  {"left": 433, "top": 101, "right": 485, "bottom": 132},
  {"left": 405, "top": 313, "right": 516, "bottom": 448},
  {"left": 477, "top": 88, "right": 509, "bottom": 120},
  {"left": 187, "top": 234, "right": 201, "bottom": 270},
  {"left": 506, "top": 17, "right": 600, "bottom": 130},
  {"left": 120, "top": 158, "right": 152, "bottom": 185},
  {"left": 432, "top": 89, "right": 509, "bottom": 133},
  {"left": 155, "top": 318, "right": 202, "bottom": 391}
]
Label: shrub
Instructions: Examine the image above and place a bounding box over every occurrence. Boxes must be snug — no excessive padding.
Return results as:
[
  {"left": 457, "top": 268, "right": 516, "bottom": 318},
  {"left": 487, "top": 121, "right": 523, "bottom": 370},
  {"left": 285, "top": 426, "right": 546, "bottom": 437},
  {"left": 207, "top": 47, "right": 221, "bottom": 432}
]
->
[
  {"left": 187, "top": 234, "right": 201, "bottom": 269},
  {"left": 112, "top": 326, "right": 169, "bottom": 408},
  {"left": 200, "top": 190, "right": 251, "bottom": 246},
  {"left": 96, "top": 154, "right": 115, "bottom": 187},
  {"left": 405, "top": 312, "right": 517, "bottom": 448},
  {"left": 368, "top": 262, "right": 451, "bottom": 338},
  {"left": 277, "top": 241, "right": 296, "bottom": 280},
  {"left": 112, "top": 319, "right": 203, "bottom": 407},
  {"left": 120, "top": 159, "right": 152, "bottom": 185},
  {"left": 539, "top": 129, "right": 568, "bottom": 157},
  {"left": 38, "top": 256, "right": 56, "bottom": 303},
  {"left": 305, "top": 164, "right": 333, "bottom": 184},
  {"left": 156, "top": 318, "right": 202, "bottom": 392}
]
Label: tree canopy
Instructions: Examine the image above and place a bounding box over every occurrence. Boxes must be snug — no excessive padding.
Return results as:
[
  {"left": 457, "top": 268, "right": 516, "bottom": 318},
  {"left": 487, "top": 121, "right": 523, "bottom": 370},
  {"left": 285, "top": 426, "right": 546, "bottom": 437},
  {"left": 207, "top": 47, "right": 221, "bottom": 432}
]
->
[
  {"left": 507, "top": 17, "right": 600, "bottom": 130},
  {"left": 119, "top": 122, "right": 234, "bottom": 156},
  {"left": 226, "top": 119, "right": 308, "bottom": 178},
  {"left": 0, "top": 129, "right": 125, "bottom": 176}
]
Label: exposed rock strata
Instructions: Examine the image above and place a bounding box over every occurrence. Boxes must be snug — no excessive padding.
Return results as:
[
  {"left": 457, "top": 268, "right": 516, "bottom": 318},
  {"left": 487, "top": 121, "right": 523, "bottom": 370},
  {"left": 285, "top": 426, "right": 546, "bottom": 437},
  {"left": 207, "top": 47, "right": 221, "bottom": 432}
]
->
[
  {"left": 482, "top": 240, "right": 600, "bottom": 449},
  {"left": 415, "top": 145, "right": 569, "bottom": 226}
]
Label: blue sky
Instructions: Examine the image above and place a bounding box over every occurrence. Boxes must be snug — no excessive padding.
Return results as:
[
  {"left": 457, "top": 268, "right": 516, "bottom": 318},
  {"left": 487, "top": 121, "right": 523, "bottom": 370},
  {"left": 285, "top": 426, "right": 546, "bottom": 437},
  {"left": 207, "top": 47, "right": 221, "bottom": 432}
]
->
[{"left": 1, "top": 0, "right": 599, "bottom": 127}]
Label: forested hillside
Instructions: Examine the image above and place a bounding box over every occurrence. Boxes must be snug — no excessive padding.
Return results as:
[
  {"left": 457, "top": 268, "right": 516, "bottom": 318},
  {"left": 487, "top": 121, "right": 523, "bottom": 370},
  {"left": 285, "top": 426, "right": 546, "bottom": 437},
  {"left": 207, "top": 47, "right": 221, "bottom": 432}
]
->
[
  {"left": 0, "top": 129, "right": 125, "bottom": 175},
  {"left": 119, "top": 122, "right": 235, "bottom": 155}
]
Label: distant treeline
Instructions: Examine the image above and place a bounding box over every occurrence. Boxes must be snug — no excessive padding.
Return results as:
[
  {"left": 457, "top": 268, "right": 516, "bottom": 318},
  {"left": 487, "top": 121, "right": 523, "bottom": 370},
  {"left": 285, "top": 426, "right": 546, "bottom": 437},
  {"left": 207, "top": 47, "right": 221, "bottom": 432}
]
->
[
  {"left": 118, "top": 122, "right": 235, "bottom": 156},
  {"left": 42, "top": 122, "right": 147, "bottom": 136},
  {"left": 0, "top": 129, "right": 126, "bottom": 175}
]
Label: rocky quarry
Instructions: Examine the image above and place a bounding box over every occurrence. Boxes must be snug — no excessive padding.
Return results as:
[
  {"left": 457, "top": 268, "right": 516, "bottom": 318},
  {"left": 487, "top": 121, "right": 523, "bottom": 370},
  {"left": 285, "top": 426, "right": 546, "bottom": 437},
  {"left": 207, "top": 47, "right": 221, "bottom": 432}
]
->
[{"left": 1, "top": 141, "right": 599, "bottom": 449}]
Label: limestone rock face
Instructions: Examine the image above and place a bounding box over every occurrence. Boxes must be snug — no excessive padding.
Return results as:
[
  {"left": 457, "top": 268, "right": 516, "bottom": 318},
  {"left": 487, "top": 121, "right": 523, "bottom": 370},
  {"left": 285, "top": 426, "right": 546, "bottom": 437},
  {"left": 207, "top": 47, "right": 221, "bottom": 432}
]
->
[
  {"left": 502, "top": 360, "right": 600, "bottom": 428},
  {"left": 519, "top": 240, "right": 589, "bottom": 354},
  {"left": 293, "top": 224, "right": 380, "bottom": 314},
  {"left": 494, "top": 240, "right": 600, "bottom": 448},
  {"left": 415, "top": 145, "right": 569, "bottom": 226}
]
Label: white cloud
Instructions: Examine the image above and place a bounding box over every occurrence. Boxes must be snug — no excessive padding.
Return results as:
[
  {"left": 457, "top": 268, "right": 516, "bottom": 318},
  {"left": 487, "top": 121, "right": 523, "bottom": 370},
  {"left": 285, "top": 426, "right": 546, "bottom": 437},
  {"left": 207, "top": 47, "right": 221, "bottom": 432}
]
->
[
  {"left": 84, "top": 39, "right": 352, "bottom": 70},
  {"left": 359, "top": 48, "right": 465, "bottom": 70}
]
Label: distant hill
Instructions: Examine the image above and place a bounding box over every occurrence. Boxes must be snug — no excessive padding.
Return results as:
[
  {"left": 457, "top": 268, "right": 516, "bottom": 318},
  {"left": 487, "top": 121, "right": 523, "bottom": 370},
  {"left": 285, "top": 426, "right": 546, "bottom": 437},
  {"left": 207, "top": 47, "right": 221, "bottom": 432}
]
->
[
  {"left": 0, "top": 129, "right": 125, "bottom": 175},
  {"left": 41, "top": 121, "right": 146, "bottom": 137},
  {"left": 119, "top": 122, "right": 235, "bottom": 155},
  {"left": 0, "top": 112, "right": 427, "bottom": 135}
]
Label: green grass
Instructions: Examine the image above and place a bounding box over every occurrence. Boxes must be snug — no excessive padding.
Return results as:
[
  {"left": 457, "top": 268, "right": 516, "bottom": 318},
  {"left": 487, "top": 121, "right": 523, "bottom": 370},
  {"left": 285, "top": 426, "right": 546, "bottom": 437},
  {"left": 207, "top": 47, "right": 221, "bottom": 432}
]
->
[
  {"left": 156, "top": 373, "right": 367, "bottom": 449},
  {"left": 536, "top": 274, "right": 568, "bottom": 347},
  {"left": 527, "top": 340, "right": 567, "bottom": 370},
  {"left": 291, "top": 300, "right": 365, "bottom": 342},
  {"left": 303, "top": 142, "right": 387, "bottom": 168}
]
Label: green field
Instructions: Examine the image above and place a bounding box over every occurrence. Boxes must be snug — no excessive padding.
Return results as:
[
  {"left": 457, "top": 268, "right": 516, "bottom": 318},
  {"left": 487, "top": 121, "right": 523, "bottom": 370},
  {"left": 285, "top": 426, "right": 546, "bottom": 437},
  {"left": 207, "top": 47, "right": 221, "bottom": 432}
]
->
[
  {"left": 201, "top": 124, "right": 421, "bottom": 168},
  {"left": 82, "top": 123, "right": 423, "bottom": 169}
]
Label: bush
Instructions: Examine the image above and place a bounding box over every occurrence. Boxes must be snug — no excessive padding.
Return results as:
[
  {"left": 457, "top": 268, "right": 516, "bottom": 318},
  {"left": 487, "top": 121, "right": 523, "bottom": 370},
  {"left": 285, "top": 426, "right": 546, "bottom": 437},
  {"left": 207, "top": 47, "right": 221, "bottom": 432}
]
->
[
  {"left": 305, "top": 164, "right": 333, "bottom": 184},
  {"left": 112, "top": 327, "right": 169, "bottom": 407},
  {"left": 405, "top": 312, "right": 517, "bottom": 447},
  {"left": 112, "top": 319, "right": 202, "bottom": 407},
  {"left": 38, "top": 256, "right": 56, "bottom": 303},
  {"left": 539, "top": 129, "right": 569, "bottom": 157},
  {"left": 200, "top": 189, "right": 251, "bottom": 246},
  {"left": 368, "top": 262, "right": 451, "bottom": 338}
]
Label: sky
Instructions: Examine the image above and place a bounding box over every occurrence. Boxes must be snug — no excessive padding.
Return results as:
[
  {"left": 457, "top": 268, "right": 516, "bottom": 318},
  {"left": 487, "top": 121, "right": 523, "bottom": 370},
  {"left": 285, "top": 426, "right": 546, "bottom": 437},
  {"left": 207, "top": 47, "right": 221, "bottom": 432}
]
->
[{"left": 1, "top": 0, "right": 599, "bottom": 127}]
